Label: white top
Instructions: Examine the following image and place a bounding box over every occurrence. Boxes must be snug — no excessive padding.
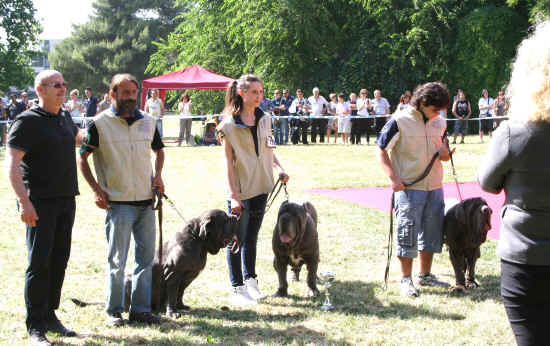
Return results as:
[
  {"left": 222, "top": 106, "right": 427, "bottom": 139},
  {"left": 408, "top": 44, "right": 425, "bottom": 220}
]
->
[
  {"left": 67, "top": 100, "right": 82, "bottom": 117},
  {"left": 307, "top": 95, "right": 328, "bottom": 116},
  {"left": 478, "top": 97, "right": 494, "bottom": 117},
  {"left": 178, "top": 101, "right": 192, "bottom": 118},
  {"left": 396, "top": 103, "right": 412, "bottom": 112},
  {"left": 336, "top": 102, "right": 350, "bottom": 117},
  {"left": 146, "top": 98, "right": 163, "bottom": 116},
  {"left": 357, "top": 97, "right": 371, "bottom": 116},
  {"left": 372, "top": 97, "right": 390, "bottom": 115}
]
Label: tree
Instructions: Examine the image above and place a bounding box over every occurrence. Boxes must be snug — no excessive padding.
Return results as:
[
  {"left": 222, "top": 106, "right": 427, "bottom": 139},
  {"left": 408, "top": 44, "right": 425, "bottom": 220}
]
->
[
  {"left": 0, "top": 0, "right": 41, "bottom": 90},
  {"left": 49, "top": 0, "right": 182, "bottom": 95}
]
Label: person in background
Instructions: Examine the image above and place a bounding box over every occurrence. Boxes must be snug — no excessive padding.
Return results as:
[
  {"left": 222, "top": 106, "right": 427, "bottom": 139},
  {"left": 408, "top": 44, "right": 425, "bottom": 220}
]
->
[
  {"left": 83, "top": 88, "right": 99, "bottom": 127},
  {"left": 0, "top": 99, "right": 7, "bottom": 146},
  {"left": 7, "top": 93, "right": 26, "bottom": 121},
  {"left": 271, "top": 90, "right": 285, "bottom": 145},
  {"left": 281, "top": 89, "right": 293, "bottom": 144},
  {"left": 98, "top": 93, "right": 111, "bottom": 113},
  {"left": 7, "top": 70, "right": 83, "bottom": 345},
  {"left": 336, "top": 93, "right": 351, "bottom": 144},
  {"left": 201, "top": 121, "right": 219, "bottom": 146},
  {"left": 217, "top": 74, "right": 289, "bottom": 306},
  {"left": 21, "top": 92, "right": 31, "bottom": 110},
  {"left": 349, "top": 92, "right": 362, "bottom": 145},
  {"left": 357, "top": 88, "right": 372, "bottom": 145},
  {"left": 451, "top": 89, "right": 471, "bottom": 144},
  {"left": 326, "top": 93, "right": 339, "bottom": 144},
  {"left": 377, "top": 81, "right": 452, "bottom": 298},
  {"left": 66, "top": 89, "right": 85, "bottom": 128},
  {"left": 145, "top": 89, "right": 165, "bottom": 138},
  {"left": 289, "top": 89, "right": 311, "bottom": 145},
  {"left": 177, "top": 94, "right": 193, "bottom": 146},
  {"left": 308, "top": 87, "right": 329, "bottom": 143},
  {"left": 478, "top": 89, "right": 494, "bottom": 142},
  {"left": 395, "top": 94, "right": 411, "bottom": 113},
  {"left": 372, "top": 89, "right": 391, "bottom": 138},
  {"left": 493, "top": 90, "right": 509, "bottom": 129},
  {"left": 478, "top": 21, "right": 550, "bottom": 346}
]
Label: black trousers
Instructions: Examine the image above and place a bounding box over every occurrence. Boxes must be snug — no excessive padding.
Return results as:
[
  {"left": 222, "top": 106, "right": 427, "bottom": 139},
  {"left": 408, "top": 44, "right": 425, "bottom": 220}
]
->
[
  {"left": 501, "top": 259, "right": 550, "bottom": 346},
  {"left": 310, "top": 118, "right": 328, "bottom": 143},
  {"left": 25, "top": 197, "right": 75, "bottom": 332}
]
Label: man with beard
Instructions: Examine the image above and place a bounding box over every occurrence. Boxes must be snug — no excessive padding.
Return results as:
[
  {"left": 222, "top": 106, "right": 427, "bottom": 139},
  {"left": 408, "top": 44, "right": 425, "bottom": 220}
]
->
[
  {"left": 77, "top": 73, "right": 165, "bottom": 327},
  {"left": 7, "top": 70, "right": 83, "bottom": 345}
]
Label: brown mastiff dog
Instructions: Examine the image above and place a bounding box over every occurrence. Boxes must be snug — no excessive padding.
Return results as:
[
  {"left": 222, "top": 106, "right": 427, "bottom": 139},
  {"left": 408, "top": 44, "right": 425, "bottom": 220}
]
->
[
  {"left": 272, "top": 201, "right": 320, "bottom": 297},
  {"left": 443, "top": 197, "right": 492, "bottom": 292}
]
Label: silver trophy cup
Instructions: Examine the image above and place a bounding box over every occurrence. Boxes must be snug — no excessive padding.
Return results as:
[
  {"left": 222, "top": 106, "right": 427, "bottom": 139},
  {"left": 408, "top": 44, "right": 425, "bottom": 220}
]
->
[{"left": 319, "top": 271, "right": 336, "bottom": 311}]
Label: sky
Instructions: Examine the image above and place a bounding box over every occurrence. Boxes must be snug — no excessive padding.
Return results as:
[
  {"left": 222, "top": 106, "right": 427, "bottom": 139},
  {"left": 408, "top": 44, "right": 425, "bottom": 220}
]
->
[{"left": 34, "top": 0, "right": 95, "bottom": 39}]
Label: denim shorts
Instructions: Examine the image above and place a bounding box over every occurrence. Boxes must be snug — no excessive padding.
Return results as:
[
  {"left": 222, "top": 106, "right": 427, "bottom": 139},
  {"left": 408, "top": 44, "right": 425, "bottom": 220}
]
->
[
  {"left": 394, "top": 188, "right": 444, "bottom": 258},
  {"left": 453, "top": 119, "right": 468, "bottom": 136}
]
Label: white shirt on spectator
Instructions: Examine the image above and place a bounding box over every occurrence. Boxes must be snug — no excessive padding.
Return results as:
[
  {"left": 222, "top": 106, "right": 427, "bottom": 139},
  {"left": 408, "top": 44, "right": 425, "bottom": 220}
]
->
[
  {"left": 357, "top": 97, "right": 371, "bottom": 116},
  {"left": 307, "top": 95, "right": 328, "bottom": 117},
  {"left": 478, "top": 97, "right": 494, "bottom": 117},
  {"left": 146, "top": 98, "right": 162, "bottom": 116},
  {"left": 372, "top": 97, "right": 390, "bottom": 115}
]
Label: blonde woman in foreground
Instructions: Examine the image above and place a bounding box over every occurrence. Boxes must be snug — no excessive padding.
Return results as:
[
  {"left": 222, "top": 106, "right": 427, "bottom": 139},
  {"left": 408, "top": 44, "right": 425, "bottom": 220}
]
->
[{"left": 477, "top": 20, "right": 550, "bottom": 346}]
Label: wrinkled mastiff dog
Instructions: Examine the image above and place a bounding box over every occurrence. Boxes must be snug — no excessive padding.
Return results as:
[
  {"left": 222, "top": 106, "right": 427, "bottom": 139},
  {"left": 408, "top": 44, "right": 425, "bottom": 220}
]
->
[
  {"left": 272, "top": 201, "right": 320, "bottom": 297},
  {"left": 73, "top": 210, "right": 239, "bottom": 318},
  {"left": 443, "top": 197, "right": 492, "bottom": 292}
]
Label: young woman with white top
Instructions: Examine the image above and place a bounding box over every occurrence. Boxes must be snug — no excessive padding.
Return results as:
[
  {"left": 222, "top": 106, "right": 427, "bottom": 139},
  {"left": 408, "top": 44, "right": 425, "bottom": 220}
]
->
[
  {"left": 145, "top": 89, "right": 165, "bottom": 138},
  {"left": 478, "top": 89, "right": 494, "bottom": 142},
  {"left": 177, "top": 94, "right": 193, "bottom": 146}
]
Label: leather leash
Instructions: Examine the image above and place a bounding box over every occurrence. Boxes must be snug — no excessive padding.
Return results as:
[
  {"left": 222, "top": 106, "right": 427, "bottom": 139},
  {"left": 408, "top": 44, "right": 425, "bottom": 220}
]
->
[
  {"left": 152, "top": 188, "right": 164, "bottom": 311},
  {"left": 263, "top": 174, "right": 289, "bottom": 215}
]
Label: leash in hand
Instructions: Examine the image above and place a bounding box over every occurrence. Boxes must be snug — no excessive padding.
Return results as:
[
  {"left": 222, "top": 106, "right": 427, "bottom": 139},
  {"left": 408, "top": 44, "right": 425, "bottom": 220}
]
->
[{"left": 263, "top": 173, "right": 289, "bottom": 215}]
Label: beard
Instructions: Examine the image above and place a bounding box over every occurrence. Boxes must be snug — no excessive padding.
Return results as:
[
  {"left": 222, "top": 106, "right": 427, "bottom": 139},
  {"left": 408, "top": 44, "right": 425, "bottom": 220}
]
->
[{"left": 116, "top": 97, "right": 136, "bottom": 115}]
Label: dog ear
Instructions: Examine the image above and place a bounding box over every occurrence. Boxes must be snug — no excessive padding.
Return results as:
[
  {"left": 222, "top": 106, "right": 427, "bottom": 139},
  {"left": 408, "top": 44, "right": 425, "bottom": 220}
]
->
[
  {"left": 199, "top": 217, "right": 212, "bottom": 241},
  {"left": 454, "top": 203, "right": 466, "bottom": 224}
]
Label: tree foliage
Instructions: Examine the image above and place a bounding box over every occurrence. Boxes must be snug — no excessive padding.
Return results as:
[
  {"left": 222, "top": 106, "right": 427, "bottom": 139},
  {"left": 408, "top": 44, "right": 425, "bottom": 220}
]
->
[
  {"left": 0, "top": 0, "right": 41, "bottom": 90},
  {"left": 49, "top": 0, "right": 182, "bottom": 94},
  {"left": 147, "top": 0, "right": 538, "bottom": 113}
]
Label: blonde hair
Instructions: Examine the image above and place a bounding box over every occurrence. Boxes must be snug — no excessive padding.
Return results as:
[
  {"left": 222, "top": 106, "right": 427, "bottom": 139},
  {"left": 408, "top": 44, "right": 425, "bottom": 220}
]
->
[
  {"left": 70, "top": 89, "right": 79, "bottom": 97},
  {"left": 507, "top": 21, "right": 550, "bottom": 122}
]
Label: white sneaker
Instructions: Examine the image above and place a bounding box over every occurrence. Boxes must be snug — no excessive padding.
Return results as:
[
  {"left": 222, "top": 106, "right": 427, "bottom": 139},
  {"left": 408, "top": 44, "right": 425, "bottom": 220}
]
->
[
  {"left": 245, "top": 278, "right": 265, "bottom": 300},
  {"left": 232, "top": 285, "right": 257, "bottom": 306}
]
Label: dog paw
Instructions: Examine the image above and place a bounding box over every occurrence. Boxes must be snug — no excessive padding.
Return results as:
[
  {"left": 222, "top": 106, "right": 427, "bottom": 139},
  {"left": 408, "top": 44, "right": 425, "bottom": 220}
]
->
[
  {"left": 307, "top": 288, "right": 321, "bottom": 297},
  {"left": 451, "top": 284, "right": 466, "bottom": 293},
  {"left": 272, "top": 289, "right": 288, "bottom": 298},
  {"left": 166, "top": 310, "right": 182, "bottom": 319},
  {"left": 465, "top": 280, "right": 479, "bottom": 289}
]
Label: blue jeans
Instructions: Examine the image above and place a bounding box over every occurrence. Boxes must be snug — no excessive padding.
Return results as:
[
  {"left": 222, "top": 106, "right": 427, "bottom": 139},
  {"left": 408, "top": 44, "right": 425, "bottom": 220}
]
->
[
  {"left": 394, "top": 188, "right": 444, "bottom": 258},
  {"left": 105, "top": 203, "right": 156, "bottom": 314},
  {"left": 156, "top": 119, "right": 163, "bottom": 138},
  {"left": 279, "top": 117, "right": 289, "bottom": 144},
  {"left": 226, "top": 194, "right": 268, "bottom": 287}
]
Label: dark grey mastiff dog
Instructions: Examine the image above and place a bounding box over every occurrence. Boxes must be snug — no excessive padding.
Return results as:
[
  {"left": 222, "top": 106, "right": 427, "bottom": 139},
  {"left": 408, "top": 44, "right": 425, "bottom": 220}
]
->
[
  {"left": 443, "top": 197, "right": 492, "bottom": 292},
  {"left": 272, "top": 201, "right": 320, "bottom": 297},
  {"left": 73, "top": 209, "right": 239, "bottom": 318}
]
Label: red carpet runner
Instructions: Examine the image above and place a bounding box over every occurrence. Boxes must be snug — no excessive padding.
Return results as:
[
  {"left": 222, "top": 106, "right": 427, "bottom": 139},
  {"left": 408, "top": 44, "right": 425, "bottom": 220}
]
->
[{"left": 307, "top": 181, "right": 504, "bottom": 240}]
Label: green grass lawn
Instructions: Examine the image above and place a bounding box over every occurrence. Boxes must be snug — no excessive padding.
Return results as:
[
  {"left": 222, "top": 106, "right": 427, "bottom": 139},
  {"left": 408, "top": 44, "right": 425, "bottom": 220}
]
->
[{"left": 0, "top": 121, "right": 513, "bottom": 345}]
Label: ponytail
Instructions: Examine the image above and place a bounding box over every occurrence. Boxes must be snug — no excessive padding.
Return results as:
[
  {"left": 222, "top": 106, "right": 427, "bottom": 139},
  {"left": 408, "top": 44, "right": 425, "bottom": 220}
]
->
[{"left": 224, "top": 74, "right": 263, "bottom": 117}]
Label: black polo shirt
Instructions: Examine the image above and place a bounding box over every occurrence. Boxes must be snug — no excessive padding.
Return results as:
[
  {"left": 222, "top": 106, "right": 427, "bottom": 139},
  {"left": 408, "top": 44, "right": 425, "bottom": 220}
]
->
[{"left": 7, "top": 107, "right": 79, "bottom": 199}]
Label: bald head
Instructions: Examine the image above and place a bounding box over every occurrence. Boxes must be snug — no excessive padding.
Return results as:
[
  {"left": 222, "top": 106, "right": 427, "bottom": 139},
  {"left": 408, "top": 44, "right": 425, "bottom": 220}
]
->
[{"left": 34, "top": 70, "right": 62, "bottom": 90}]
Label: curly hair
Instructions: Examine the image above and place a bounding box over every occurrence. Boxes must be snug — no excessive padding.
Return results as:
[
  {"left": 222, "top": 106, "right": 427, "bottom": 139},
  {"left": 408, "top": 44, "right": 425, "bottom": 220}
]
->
[
  {"left": 506, "top": 20, "right": 550, "bottom": 123},
  {"left": 410, "top": 82, "right": 450, "bottom": 110}
]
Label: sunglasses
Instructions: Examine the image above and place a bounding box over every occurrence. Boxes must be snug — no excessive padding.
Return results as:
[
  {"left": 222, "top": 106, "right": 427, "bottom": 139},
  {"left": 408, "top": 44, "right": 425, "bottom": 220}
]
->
[{"left": 43, "top": 82, "right": 68, "bottom": 89}]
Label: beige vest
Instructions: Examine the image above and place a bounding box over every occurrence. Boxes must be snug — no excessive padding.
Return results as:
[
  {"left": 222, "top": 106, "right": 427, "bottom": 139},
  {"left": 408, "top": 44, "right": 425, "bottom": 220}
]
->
[
  {"left": 92, "top": 109, "right": 155, "bottom": 201},
  {"left": 391, "top": 108, "right": 446, "bottom": 191},
  {"left": 217, "top": 113, "right": 275, "bottom": 200}
]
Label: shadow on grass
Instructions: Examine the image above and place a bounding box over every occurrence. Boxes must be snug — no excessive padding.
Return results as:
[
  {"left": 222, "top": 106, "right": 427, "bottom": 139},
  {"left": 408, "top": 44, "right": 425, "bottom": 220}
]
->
[
  {"left": 267, "top": 280, "right": 465, "bottom": 321},
  {"left": 68, "top": 321, "right": 350, "bottom": 345},
  {"left": 426, "top": 274, "right": 502, "bottom": 302}
]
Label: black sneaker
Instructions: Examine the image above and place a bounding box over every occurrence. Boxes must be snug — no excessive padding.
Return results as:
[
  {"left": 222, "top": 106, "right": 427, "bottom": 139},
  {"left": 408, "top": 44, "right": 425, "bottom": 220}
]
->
[
  {"left": 28, "top": 330, "right": 52, "bottom": 346},
  {"left": 129, "top": 311, "right": 162, "bottom": 325},
  {"left": 45, "top": 312, "right": 76, "bottom": 336},
  {"left": 106, "top": 312, "right": 124, "bottom": 327}
]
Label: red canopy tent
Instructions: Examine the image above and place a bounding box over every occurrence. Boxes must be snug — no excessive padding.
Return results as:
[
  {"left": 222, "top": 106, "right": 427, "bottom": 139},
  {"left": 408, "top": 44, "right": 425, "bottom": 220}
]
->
[{"left": 140, "top": 64, "right": 234, "bottom": 109}]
